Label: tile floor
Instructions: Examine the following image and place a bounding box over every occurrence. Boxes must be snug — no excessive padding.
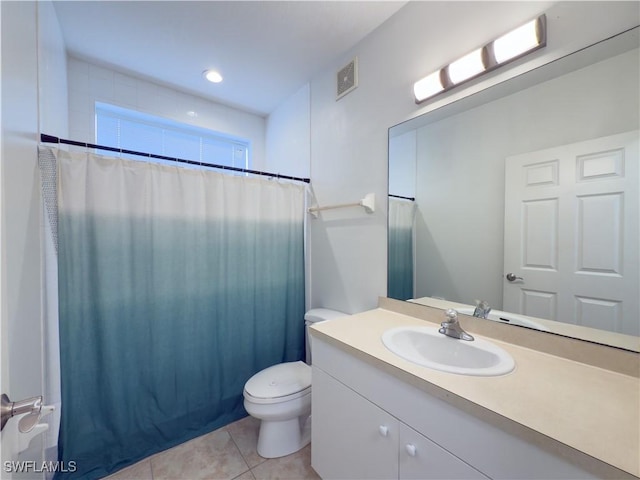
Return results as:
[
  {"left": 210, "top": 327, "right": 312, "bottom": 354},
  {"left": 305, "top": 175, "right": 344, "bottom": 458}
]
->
[{"left": 103, "top": 416, "right": 320, "bottom": 480}]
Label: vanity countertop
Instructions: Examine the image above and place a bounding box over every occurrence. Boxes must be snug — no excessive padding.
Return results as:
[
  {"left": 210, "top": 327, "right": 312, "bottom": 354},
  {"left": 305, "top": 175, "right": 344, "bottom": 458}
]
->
[{"left": 310, "top": 307, "right": 640, "bottom": 478}]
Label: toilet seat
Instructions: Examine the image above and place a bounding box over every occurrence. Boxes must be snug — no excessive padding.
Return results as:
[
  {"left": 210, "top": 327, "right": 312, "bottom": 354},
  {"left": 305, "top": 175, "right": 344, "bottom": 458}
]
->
[{"left": 243, "top": 361, "right": 311, "bottom": 405}]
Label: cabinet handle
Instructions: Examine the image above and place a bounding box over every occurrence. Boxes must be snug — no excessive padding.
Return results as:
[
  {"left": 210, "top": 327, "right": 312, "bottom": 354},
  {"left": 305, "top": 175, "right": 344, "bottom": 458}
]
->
[
  {"left": 405, "top": 444, "right": 417, "bottom": 457},
  {"left": 378, "top": 425, "right": 388, "bottom": 437}
]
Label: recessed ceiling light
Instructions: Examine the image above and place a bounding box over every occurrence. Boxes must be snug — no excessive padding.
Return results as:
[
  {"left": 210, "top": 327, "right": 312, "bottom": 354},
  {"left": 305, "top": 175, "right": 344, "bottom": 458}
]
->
[{"left": 203, "top": 70, "right": 223, "bottom": 83}]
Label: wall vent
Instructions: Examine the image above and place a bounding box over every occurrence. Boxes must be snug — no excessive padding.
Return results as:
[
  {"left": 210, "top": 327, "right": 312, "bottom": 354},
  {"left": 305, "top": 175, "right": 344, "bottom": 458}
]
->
[{"left": 336, "top": 57, "right": 358, "bottom": 100}]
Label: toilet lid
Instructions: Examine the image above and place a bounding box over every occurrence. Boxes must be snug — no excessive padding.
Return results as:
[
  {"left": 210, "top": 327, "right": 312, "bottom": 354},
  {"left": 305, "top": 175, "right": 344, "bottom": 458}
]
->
[{"left": 244, "top": 361, "right": 311, "bottom": 400}]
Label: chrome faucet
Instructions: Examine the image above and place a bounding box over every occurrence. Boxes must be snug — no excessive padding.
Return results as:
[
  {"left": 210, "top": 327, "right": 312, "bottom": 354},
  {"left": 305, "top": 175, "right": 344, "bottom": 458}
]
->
[
  {"left": 439, "top": 309, "right": 474, "bottom": 341},
  {"left": 473, "top": 300, "right": 491, "bottom": 319}
]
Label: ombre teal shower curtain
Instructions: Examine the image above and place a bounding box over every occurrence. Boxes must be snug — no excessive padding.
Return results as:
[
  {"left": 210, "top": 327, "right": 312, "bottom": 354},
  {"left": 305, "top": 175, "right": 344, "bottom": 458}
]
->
[
  {"left": 49, "top": 148, "right": 305, "bottom": 479},
  {"left": 388, "top": 198, "right": 416, "bottom": 301}
]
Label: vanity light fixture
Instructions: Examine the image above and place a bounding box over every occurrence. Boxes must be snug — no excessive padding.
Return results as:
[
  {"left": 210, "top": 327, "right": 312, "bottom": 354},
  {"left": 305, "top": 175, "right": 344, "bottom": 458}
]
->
[
  {"left": 492, "top": 18, "right": 543, "bottom": 64},
  {"left": 203, "top": 69, "right": 223, "bottom": 84},
  {"left": 446, "top": 48, "right": 485, "bottom": 85},
  {"left": 413, "top": 71, "right": 445, "bottom": 102},
  {"left": 414, "top": 14, "right": 546, "bottom": 103}
]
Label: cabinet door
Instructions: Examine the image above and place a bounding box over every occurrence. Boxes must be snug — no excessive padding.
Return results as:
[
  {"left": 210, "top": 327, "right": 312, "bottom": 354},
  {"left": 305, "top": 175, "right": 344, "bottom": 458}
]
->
[
  {"left": 312, "top": 366, "right": 398, "bottom": 480},
  {"left": 399, "top": 423, "right": 488, "bottom": 480}
]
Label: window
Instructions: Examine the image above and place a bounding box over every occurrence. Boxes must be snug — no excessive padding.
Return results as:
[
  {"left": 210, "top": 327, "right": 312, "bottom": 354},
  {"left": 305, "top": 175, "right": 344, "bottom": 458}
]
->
[{"left": 95, "top": 103, "right": 250, "bottom": 171}]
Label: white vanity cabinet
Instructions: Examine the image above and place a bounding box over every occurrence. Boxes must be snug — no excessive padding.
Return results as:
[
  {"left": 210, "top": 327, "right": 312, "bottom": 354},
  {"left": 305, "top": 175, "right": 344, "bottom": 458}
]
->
[
  {"left": 312, "top": 366, "right": 486, "bottom": 480},
  {"left": 398, "top": 423, "right": 488, "bottom": 479},
  {"left": 311, "top": 335, "right": 603, "bottom": 480},
  {"left": 312, "top": 365, "right": 397, "bottom": 479}
]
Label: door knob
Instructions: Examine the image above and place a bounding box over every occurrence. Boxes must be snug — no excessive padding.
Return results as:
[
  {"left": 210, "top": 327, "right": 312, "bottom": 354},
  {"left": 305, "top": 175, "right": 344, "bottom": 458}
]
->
[
  {"left": 378, "top": 425, "right": 389, "bottom": 437},
  {"left": 405, "top": 444, "right": 417, "bottom": 457},
  {"left": 1, "top": 394, "right": 42, "bottom": 432},
  {"left": 506, "top": 273, "right": 524, "bottom": 282}
]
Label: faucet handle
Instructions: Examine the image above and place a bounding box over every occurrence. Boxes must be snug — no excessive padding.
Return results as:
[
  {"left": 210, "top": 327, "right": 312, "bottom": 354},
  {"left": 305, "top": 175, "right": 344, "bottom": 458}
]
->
[
  {"left": 444, "top": 308, "right": 458, "bottom": 323},
  {"left": 439, "top": 309, "right": 474, "bottom": 341},
  {"left": 475, "top": 299, "right": 489, "bottom": 309}
]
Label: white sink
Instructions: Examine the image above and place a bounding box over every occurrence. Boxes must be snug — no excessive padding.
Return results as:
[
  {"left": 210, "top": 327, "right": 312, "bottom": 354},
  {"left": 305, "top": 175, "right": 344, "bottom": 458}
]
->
[
  {"left": 381, "top": 326, "right": 515, "bottom": 376},
  {"left": 457, "top": 308, "right": 550, "bottom": 331}
]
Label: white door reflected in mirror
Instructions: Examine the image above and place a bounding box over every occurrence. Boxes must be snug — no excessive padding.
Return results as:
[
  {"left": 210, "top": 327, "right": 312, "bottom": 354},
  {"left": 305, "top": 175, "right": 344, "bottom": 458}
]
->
[{"left": 503, "top": 131, "right": 639, "bottom": 336}]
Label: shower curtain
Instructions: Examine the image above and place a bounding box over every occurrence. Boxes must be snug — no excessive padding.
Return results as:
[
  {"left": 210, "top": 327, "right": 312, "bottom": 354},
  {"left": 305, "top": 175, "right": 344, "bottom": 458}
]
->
[
  {"left": 45, "top": 147, "right": 305, "bottom": 479},
  {"left": 388, "top": 197, "right": 416, "bottom": 301}
]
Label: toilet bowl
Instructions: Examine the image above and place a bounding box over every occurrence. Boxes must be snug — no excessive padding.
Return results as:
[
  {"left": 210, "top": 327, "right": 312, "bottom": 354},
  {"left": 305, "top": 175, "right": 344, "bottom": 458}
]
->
[
  {"left": 243, "top": 361, "right": 312, "bottom": 458},
  {"left": 242, "top": 308, "right": 346, "bottom": 458}
]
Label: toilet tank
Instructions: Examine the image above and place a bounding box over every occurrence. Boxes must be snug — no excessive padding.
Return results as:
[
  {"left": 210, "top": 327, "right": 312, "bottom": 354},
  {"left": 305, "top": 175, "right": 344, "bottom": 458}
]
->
[{"left": 304, "top": 308, "right": 347, "bottom": 364}]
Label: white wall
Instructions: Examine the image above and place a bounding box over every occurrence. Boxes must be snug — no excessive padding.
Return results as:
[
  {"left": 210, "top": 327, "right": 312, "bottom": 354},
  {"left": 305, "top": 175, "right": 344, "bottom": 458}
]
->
[
  {"left": 38, "top": 2, "right": 69, "bottom": 139},
  {"left": 0, "top": 0, "right": 6, "bottom": 450},
  {"left": 266, "top": 83, "right": 311, "bottom": 179},
  {"left": 37, "top": 1, "right": 68, "bottom": 461},
  {"left": 305, "top": 1, "right": 640, "bottom": 314},
  {"left": 388, "top": 130, "right": 416, "bottom": 199},
  {"left": 1, "top": 0, "right": 42, "bottom": 418},
  {"left": 414, "top": 49, "right": 639, "bottom": 308},
  {"left": 1, "top": 0, "right": 68, "bottom": 471},
  {"left": 66, "top": 58, "right": 269, "bottom": 172}
]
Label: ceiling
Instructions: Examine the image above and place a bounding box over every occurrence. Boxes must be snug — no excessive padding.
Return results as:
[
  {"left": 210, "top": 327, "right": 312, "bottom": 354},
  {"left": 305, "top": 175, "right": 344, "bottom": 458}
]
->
[{"left": 53, "top": 1, "right": 407, "bottom": 116}]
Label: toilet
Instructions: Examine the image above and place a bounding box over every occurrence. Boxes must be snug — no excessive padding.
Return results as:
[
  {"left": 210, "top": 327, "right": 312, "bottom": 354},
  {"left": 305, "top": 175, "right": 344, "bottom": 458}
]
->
[{"left": 243, "top": 308, "right": 346, "bottom": 459}]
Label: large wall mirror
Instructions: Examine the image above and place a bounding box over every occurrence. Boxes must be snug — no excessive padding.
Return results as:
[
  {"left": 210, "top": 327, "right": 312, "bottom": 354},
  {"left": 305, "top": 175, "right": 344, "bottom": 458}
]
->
[{"left": 388, "top": 26, "right": 639, "bottom": 352}]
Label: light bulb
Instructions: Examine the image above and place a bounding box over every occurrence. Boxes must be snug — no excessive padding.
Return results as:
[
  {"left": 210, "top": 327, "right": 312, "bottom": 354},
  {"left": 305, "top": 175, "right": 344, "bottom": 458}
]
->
[
  {"left": 414, "top": 71, "right": 444, "bottom": 102},
  {"left": 203, "top": 70, "right": 223, "bottom": 83},
  {"left": 448, "top": 48, "right": 485, "bottom": 84},
  {"left": 493, "top": 18, "right": 541, "bottom": 64}
]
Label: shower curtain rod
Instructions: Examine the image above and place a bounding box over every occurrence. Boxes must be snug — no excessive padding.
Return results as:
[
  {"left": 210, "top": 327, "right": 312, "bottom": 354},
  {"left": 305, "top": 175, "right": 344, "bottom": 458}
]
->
[
  {"left": 40, "top": 133, "right": 311, "bottom": 184},
  {"left": 389, "top": 194, "right": 415, "bottom": 201}
]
